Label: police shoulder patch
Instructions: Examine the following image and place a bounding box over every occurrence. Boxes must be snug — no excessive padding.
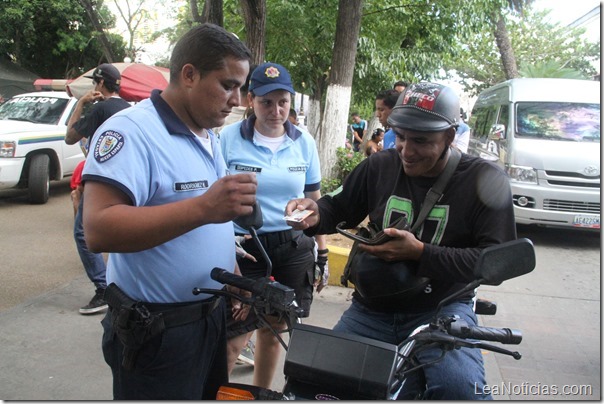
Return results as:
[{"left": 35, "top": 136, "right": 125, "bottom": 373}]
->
[{"left": 94, "top": 130, "right": 125, "bottom": 163}]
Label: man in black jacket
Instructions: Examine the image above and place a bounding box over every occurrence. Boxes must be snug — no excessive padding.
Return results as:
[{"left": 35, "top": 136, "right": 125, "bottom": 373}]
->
[{"left": 285, "top": 82, "right": 516, "bottom": 399}]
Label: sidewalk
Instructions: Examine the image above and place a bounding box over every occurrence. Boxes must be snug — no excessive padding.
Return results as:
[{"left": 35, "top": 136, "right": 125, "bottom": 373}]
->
[{"left": 0, "top": 270, "right": 599, "bottom": 400}]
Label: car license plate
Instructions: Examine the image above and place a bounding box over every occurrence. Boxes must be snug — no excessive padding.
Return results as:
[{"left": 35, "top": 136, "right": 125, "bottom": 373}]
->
[{"left": 572, "top": 214, "right": 600, "bottom": 229}]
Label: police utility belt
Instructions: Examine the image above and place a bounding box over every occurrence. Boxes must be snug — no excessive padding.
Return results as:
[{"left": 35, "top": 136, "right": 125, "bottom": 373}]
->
[
  {"left": 237, "top": 229, "right": 302, "bottom": 250},
  {"left": 104, "top": 282, "right": 220, "bottom": 371}
]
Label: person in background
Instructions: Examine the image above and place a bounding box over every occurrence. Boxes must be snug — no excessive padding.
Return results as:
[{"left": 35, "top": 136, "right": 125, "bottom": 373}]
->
[
  {"left": 393, "top": 80, "right": 409, "bottom": 93},
  {"left": 220, "top": 62, "right": 328, "bottom": 389},
  {"left": 284, "top": 82, "right": 516, "bottom": 399},
  {"left": 81, "top": 23, "right": 256, "bottom": 399},
  {"left": 365, "top": 128, "right": 384, "bottom": 156},
  {"left": 65, "top": 63, "right": 131, "bottom": 315},
  {"left": 376, "top": 88, "right": 401, "bottom": 150},
  {"left": 453, "top": 107, "right": 470, "bottom": 153},
  {"left": 289, "top": 107, "right": 309, "bottom": 132},
  {"left": 349, "top": 112, "right": 367, "bottom": 152},
  {"left": 288, "top": 107, "right": 299, "bottom": 125},
  {"left": 70, "top": 160, "right": 85, "bottom": 217}
]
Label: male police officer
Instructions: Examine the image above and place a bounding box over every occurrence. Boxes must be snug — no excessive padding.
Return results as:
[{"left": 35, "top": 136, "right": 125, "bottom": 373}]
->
[{"left": 82, "top": 24, "right": 256, "bottom": 399}]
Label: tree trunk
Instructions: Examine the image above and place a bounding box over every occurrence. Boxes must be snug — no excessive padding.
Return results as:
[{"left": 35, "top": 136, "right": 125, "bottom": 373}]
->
[
  {"left": 111, "top": 0, "right": 148, "bottom": 61},
  {"left": 367, "top": 116, "right": 380, "bottom": 134},
  {"left": 307, "top": 90, "right": 323, "bottom": 140},
  {"left": 239, "top": 0, "right": 266, "bottom": 65},
  {"left": 202, "top": 0, "right": 224, "bottom": 26},
  {"left": 317, "top": 0, "right": 364, "bottom": 180},
  {"left": 190, "top": 0, "right": 201, "bottom": 23},
  {"left": 79, "top": 0, "right": 117, "bottom": 62},
  {"left": 363, "top": 115, "right": 380, "bottom": 152},
  {"left": 305, "top": 74, "right": 328, "bottom": 140},
  {"left": 493, "top": 10, "right": 519, "bottom": 79}
]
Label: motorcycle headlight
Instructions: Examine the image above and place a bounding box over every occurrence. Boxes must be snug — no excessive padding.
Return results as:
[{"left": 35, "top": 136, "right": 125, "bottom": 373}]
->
[
  {"left": 506, "top": 165, "right": 538, "bottom": 184},
  {"left": 0, "top": 141, "right": 16, "bottom": 157}
]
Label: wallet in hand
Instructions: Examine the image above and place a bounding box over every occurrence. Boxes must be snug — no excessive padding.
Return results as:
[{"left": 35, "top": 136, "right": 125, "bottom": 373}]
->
[{"left": 335, "top": 215, "right": 409, "bottom": 245}]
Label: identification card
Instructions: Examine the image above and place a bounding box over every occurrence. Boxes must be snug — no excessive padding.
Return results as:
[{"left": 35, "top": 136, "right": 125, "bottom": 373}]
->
[{"left": 284, "top": 209, "right": 313, "bottom": 222}]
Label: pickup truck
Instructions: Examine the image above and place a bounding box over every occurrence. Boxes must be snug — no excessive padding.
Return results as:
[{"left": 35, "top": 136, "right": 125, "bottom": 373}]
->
[{"left": 0, "top": 91, "right": 85, "bottom": 204}]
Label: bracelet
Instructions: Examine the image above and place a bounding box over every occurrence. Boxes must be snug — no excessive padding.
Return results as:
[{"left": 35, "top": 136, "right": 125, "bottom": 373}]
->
[{"left": 317, "top": 248, "right": 329, "bottom": 255}]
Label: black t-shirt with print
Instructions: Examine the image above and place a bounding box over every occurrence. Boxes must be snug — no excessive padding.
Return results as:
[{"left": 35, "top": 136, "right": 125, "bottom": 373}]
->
[{"left": 312, "top": 148, "right": 516, "bottom": 312}]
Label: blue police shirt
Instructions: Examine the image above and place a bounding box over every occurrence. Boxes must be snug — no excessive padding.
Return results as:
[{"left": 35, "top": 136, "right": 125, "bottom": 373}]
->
[
  {"left": 81, "top": 90, "right": 236, "bottom": 303},
  {"left": 383, "top": 128, "right": 396, "bottom": 149},
  {"left": 219, "top": 116, "right": 321, "bottom": 234}
]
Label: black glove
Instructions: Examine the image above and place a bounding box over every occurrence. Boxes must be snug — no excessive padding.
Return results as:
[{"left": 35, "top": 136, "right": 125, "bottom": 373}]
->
[{"left": 314, "top": 254, "right": 329, "bottom": 293}]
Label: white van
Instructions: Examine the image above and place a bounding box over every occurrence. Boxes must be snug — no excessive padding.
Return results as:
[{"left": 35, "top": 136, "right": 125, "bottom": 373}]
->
[{"left": 468, "top": 78, "right": 600, "bottom": 230}]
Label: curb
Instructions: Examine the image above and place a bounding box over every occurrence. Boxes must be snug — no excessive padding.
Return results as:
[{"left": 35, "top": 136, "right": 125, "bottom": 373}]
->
[{"left": 326, "top": 244, "right": 352, "bottom": 287}]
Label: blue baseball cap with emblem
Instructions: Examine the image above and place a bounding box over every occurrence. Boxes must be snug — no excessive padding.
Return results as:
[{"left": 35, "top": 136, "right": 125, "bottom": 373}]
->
[{"left": 248, "top": 62, "right": 294, "bottom": 96}]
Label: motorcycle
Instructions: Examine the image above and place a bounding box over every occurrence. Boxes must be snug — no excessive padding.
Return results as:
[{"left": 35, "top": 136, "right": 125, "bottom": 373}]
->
[{"left": 193, "top": 205, "right": 536, "bottom": 400}]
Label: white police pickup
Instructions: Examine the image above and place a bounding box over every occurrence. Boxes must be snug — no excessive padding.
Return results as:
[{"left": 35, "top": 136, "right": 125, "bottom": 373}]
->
[{"left": 0, "top": 91, "right": 85, "bottom": 203}]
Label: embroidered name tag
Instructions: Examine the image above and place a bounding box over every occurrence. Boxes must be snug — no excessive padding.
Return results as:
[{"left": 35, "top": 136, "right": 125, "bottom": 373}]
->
[
  {"left": 235, "top": 165, "right": 262, "bottom": 173},
  {"left": 174, "top": 181, "right": 209, "bottom": 192},
  {"left": 288, "top": 166, "right": 307, "bottom": 172}
]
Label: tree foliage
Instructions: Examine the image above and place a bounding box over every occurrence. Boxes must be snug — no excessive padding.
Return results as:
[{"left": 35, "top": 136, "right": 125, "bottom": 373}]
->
[
  {"left": 2, "top": 0, "right": 599, "bottom": 176},
  {"left": 233, "top": 0, "right": 337, "bottom": 105},
  {"left": 450, "top": 6, "right": 600, "bottom": 94},
  {"left": 0, "top": 0, "right": 127, "bottom": 78},
  {"left": 111, "top": 0, "right": 151, "bottom": 60},
  {"left": 238, "top": 1, "right": 501, "bottom": 115},
  {"left": 519, "top": 60, "right": 589, "bottom": 79},
  {"left": 339, "top": 0, "right": 497, "bottom": 111},
  {"left": 154, "top": 1, "right": 600, "bottom": 104}
]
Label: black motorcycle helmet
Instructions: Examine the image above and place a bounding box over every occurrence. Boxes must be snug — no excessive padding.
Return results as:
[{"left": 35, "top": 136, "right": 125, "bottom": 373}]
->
[{"left": 387, "top": 82, "right": 460, "bottom": 132}]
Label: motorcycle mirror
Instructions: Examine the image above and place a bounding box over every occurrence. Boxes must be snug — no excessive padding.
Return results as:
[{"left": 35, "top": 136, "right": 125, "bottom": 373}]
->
[
  {"left": 434, "top": 238, "right": 536, "bottom": 318},
  {"left": 474, "top": 238, "right": 536, "bottom": 286},
  {"left": 234, "top": 202, "right": 263, "bottom": 231}
]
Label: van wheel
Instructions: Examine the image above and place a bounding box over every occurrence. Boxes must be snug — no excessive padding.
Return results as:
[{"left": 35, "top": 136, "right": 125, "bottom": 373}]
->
[{"left": 28, "top": 154, "right": 50, "bottom": 204}]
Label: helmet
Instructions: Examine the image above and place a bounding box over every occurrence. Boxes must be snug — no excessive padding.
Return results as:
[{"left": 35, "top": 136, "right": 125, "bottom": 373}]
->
[{"left": 387, "top": 82, "right": 459, "bottom": 132}]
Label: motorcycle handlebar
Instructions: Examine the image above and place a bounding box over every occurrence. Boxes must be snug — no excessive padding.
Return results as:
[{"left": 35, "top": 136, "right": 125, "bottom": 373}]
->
[
  {"left": 210, "top": 267, "right": 297, "bottom": 310},
  {"left": 211, "top": 267, "right": 266, "bottom": 295},
  {"left": 448, "top": 320, "right": 522, "bottom": 345}
]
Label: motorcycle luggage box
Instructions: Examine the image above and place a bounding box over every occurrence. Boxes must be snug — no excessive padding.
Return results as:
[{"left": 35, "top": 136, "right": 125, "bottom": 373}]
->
[{"left": 284, "top": 323, "right": 400, "bottom": 399}]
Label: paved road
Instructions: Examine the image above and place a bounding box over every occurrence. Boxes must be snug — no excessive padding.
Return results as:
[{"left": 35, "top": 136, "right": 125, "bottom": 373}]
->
[
  {"left": 0, "top": 180, "right": 600, "bottom": 400},
  {"left": 0, "top": 180, "right": 83, "bottom": 311}
]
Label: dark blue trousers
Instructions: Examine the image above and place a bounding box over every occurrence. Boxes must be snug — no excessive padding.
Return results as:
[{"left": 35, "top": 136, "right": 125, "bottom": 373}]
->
[{"left": 101, "top": 299, "right": 228, "bottom": 399}]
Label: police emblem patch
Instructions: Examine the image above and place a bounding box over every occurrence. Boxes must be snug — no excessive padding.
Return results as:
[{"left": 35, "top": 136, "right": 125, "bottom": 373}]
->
[
  {"left": 94, "top": 130, "right": 125, "bottom": 163},
  {"left": 265, "top": 66, "right": 280, "bottom": 78}
]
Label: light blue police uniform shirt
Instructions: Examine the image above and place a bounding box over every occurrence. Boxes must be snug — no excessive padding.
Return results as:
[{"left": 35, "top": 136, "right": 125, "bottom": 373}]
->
[
  {"left": 81, "top": 90, "right": 235, "bottom": 303},
  {"left": 383, "top": 128, "right": 396, "bottom": 149},
  {"left": 219, "top": 116, "right": 321, "bottom": 234}
]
